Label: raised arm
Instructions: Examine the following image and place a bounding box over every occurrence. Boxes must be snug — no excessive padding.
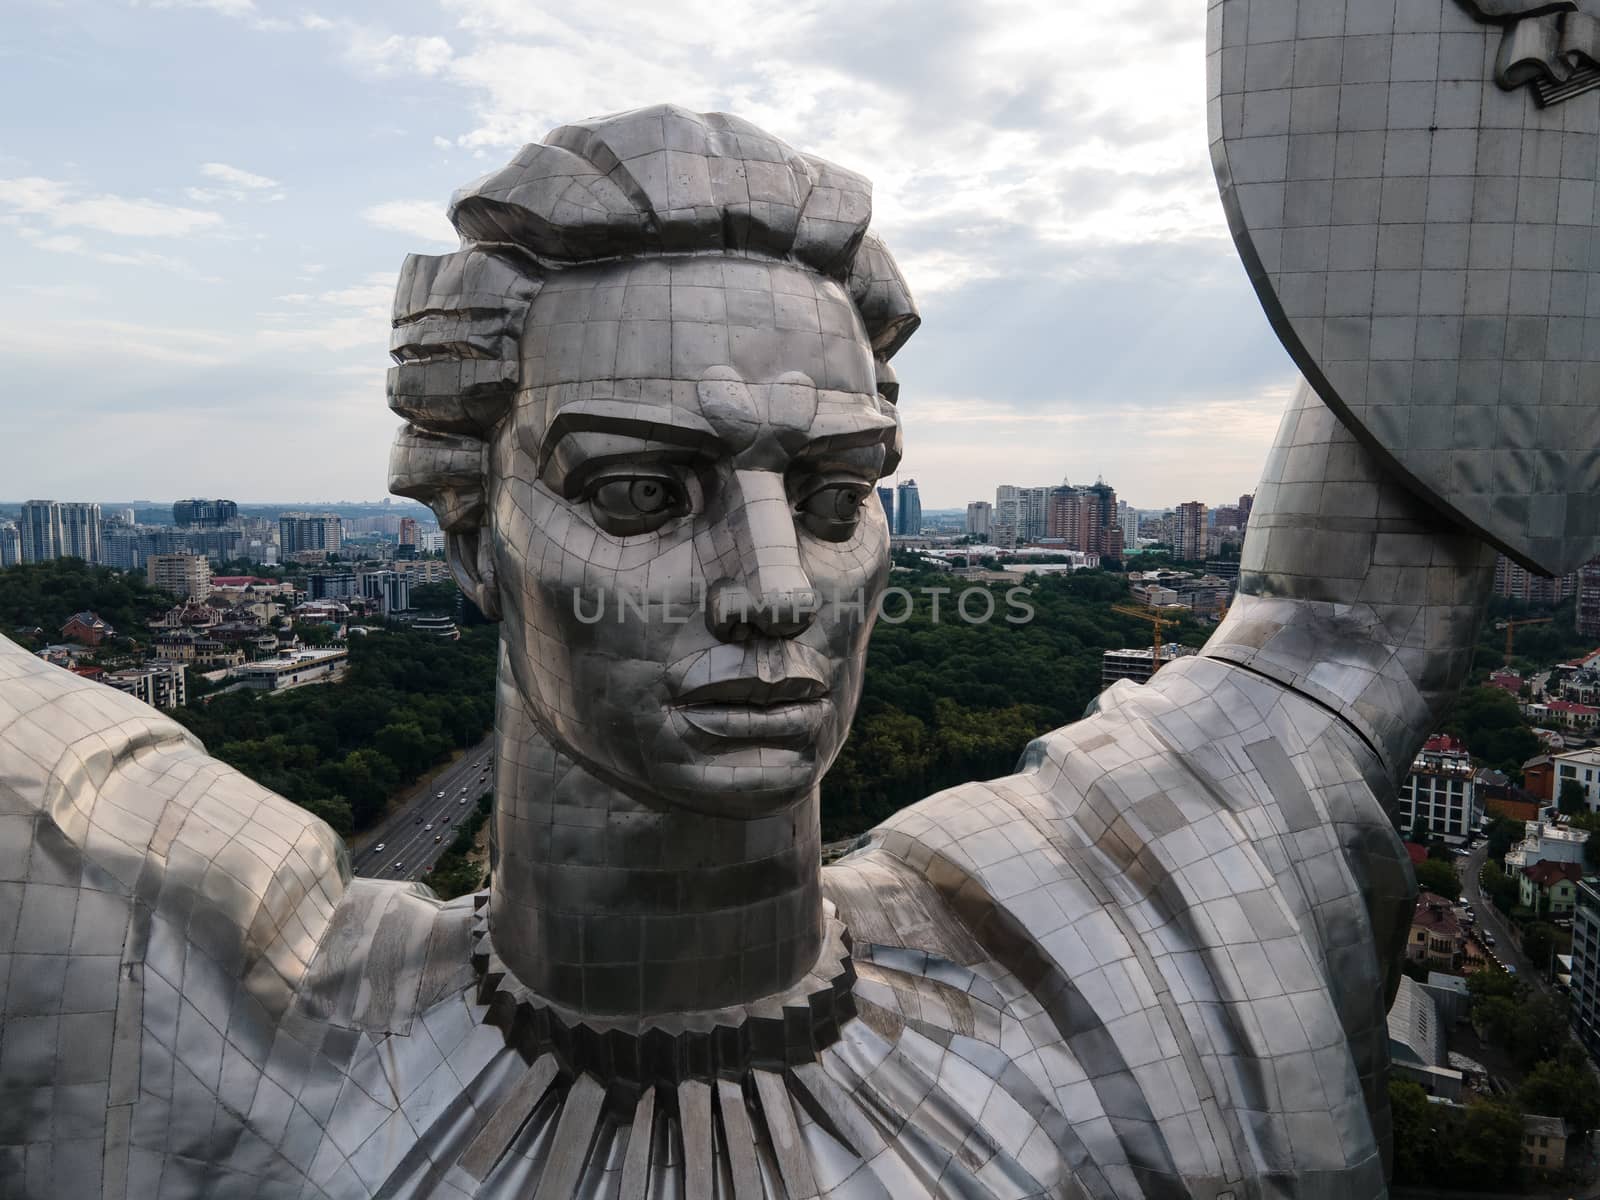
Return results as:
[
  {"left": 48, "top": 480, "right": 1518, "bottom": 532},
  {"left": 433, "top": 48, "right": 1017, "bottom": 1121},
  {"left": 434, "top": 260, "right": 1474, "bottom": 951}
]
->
[{"left": 1200, "top": 382, "right": 1497, "bottom": 784}]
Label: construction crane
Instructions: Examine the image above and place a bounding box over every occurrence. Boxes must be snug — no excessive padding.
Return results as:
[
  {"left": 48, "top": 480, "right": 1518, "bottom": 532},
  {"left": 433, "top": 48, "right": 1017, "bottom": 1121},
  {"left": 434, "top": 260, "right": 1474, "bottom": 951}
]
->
[
  {"left": 1112, "top": 603, "right": 1180, "bottom": 681},
  {"left": 1501, "top": 616, "right": 1552, "bottom": 665}
]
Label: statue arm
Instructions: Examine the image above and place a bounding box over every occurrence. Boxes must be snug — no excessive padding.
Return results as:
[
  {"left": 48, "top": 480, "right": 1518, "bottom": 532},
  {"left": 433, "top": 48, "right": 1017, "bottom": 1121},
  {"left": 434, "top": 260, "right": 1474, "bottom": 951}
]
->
[
  {"left": 1197, "top": 381, "right": 1497, "bottom": 782},
  {"left": 0, "top": 634, "right": 348, "bottom": 1011}
]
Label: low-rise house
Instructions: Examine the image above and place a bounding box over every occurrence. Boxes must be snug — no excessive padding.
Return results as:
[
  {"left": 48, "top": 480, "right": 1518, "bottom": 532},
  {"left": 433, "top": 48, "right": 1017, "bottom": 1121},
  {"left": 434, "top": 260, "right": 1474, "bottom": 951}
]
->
[
  {"left": 1406, "top": 893, "right": 1464, "bottom": 970},
  {"left": 1521, "top": 1114, "right": 1567, "bottom": 1176},
  {"left": 1522, "top": 753, "right": 1556, "bottom": 804},
  {"left": 1488, "top": 668, "right": 1523, "bottom": 695},
  {"left": 1519, "top": 860, "right": 1584, "bottom": 917},
  {"left": 1525, "top": 698, "right": 1600, "bottom": 732},
  {"left": 60, "top": 611, "right": 114, "bottom": 646}
]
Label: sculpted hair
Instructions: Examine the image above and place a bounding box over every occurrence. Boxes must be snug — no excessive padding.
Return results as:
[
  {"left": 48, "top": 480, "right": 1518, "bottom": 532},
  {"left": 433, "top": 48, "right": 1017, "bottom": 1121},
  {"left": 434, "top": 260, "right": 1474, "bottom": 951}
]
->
[{"left": 388, "top": 103, "right": 919, "bottom": 535}]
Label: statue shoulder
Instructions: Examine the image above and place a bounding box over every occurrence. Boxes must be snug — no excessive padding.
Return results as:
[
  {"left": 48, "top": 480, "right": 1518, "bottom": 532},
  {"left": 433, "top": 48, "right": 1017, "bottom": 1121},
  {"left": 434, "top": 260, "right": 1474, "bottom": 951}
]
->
[{"left": 0, "top": 636, "right": 347, "bottom": 988}]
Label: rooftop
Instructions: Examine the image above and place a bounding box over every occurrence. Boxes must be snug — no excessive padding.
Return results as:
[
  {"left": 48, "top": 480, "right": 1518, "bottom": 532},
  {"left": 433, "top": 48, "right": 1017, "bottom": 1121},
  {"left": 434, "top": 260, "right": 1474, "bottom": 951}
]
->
[
  {"left": 1411, "top": 893, "right": 1461, "bottom": 940},
  {"left": 1524, "top": 860, "right": 1584, "bottom": 888}
]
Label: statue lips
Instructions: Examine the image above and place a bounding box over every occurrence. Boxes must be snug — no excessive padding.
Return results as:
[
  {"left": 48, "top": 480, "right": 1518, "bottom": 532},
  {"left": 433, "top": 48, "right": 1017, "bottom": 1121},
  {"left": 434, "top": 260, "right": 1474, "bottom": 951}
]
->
[{"left": 672, "top": 675, "right": 831, "bottom": 744}]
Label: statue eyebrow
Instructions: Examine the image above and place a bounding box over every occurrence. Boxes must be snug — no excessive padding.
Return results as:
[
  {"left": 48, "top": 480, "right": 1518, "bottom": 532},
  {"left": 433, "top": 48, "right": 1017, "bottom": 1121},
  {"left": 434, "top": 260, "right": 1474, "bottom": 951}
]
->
[{"left": 537, "top": 398, "right": 897, "bottom": 491}]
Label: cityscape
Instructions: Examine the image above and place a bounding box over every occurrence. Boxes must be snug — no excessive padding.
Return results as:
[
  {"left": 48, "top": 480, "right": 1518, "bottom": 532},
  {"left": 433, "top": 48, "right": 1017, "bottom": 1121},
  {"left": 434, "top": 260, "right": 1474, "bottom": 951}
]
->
[
  {"left": 10, "top": 0, "right": 1600, "bottom": 1193},
  {"left": 10, "top": 472, "right": 1600, "bottom": 1192}
]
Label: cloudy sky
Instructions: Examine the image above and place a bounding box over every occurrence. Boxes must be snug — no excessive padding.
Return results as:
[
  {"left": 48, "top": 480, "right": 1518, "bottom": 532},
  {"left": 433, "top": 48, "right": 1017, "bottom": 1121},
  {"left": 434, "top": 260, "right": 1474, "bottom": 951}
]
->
[{"left": 0, "top": 0, "right": 1298, "bottom": 510}]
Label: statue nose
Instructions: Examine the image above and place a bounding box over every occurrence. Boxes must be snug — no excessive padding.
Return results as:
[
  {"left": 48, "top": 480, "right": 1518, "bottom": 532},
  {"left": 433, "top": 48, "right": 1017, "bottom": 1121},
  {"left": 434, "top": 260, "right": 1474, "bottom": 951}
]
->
[{"left": 705, "top": 471, "right": 819, "bottom": 641}]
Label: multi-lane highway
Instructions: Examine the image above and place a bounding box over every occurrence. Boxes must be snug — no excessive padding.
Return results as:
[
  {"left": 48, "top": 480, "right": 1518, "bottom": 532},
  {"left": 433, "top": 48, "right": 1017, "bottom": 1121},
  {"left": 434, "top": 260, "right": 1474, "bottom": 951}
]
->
[{"left": 349, "top": 736, "right": 494, "bottom": 881}]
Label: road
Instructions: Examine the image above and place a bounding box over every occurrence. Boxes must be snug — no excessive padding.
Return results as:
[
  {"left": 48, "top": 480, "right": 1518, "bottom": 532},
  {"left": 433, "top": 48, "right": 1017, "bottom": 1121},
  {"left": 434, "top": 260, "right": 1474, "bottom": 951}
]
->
[
  {"left": 348, "top": 736, "right": 494, "bottom": 882},
  {"left": 1459, "top": 840, "right": 1535, "bottom": 977}
]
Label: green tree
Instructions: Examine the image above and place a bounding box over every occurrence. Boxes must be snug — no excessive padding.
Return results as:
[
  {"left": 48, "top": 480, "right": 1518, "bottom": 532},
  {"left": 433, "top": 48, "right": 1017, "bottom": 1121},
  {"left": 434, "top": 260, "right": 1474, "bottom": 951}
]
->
[
  {"left": 1481, "top": 860, "right": 1520, "bottom": 914},
  {"left": 1486, "top": 816, "right": 1524, "bottom": 862},
  {"left": 1447, "top": 1100, "right": 1524, "bottom": 1190},
  {"left": 1414, "top": 857, "right": 1461, "bottom": 901},
  {"left": 409, "top": 581, "right": 460, "bottom": 614},
  {"left": 1520, "top": 1046, "right": 1600, "bottom": 1136},
  {"left": 1520, "top": 921, "right": 1559, "bottom": 969},
  {"left": 171, "top": 625, "right": 498, "bottom": 835},
  {"left": 1387, "top": 1080, "right": 1431, "bottom": 1186},
  {"left": 0, "top": 558, "right": 175, "bottom": 648},
  {"left": 1438, "top": 686, "right": 1540, "bottom": 777}
]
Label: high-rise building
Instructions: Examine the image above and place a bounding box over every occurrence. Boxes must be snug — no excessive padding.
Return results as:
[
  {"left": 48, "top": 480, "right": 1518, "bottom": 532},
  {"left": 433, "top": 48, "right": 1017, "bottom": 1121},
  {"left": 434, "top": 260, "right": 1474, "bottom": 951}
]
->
[
  {"left": 59, "top": 503, "right": 102, "bottom": 564},
  {"left": 1494, "top": 553, "right": 1577, "bottom": 606},
  {"left": 1175, "top": 501, "right": 1207, "bottom": 562},
  {"left": 1046, "top": 481, "right": 1122, "bottom": 557},
  {"left": 1237, "top": 493, "right": 1254, "bottom": 523},
  {"left": 147, "top": 553, "right": 213, "bottom": 601},
  {"left": 19, "top": 501, "right": 62, "bottom": 563},
  {"left": 0, "top": 523, "right": 19, "bottom": 568},
  {"left": 877, "top": 486, "right": 894, "bottom": 532},
  {"left": 994, "top": 485, "right": 1023, "bottom": 545},
  {"left": 965, "top": 501, "right": 992, "bottom": 538},
  {"left": 1580, "top": 558, "right": 1600, "bottom": 641},
  {"left": 399, "top": 517, "right": 418, "bottom": 547},
  {"left": 894, "top": 480, "right": 922, "bottom": 536},
  {"left": 18, "top": 500, "right": 101, "bottom": 564},
  {"left": 173, "top": 499, "right": 238, "bottom": 528},
  {"left": 279, "top": 513, "right": 343, "bottom": 558},
  {"left": 1021, "top": 487, "right": 1051, "bottom": 543},
  {"left": 360, "top": 570, "right": 411, "bottom": 615},
  {"left": 1118, "top": 501, "right": 1139, "bottom": 553},
  {"left": 1572, "top": 879, "right": 1600, "bottom": 1055}
]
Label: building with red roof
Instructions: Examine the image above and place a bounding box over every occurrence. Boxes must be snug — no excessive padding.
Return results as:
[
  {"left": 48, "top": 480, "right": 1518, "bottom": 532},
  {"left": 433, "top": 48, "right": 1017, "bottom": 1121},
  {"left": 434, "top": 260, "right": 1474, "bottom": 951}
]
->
[
  {"left": 1407, "top": 892, "right": 1463, "bottom": 969},
  {"left": 1520, "top": 860, "right": 1585, "bottom": 917}
]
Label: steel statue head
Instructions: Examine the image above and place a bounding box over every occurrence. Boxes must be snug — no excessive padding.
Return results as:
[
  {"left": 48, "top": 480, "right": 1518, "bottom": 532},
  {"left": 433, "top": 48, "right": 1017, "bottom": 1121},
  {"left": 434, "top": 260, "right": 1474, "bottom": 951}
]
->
[
  {"left": 386, "top": 105, "right": 918, "bottom": 817},
  {"left": 1209, "top": 0, "right": 1600, "bottom": 575}
]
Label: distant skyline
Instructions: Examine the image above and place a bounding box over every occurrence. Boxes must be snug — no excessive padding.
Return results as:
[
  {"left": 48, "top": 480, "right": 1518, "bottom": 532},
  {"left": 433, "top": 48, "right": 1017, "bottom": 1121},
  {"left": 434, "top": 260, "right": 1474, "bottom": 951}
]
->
[{"left": 0, "top": 0, "right": 1294, "bottom": 510}]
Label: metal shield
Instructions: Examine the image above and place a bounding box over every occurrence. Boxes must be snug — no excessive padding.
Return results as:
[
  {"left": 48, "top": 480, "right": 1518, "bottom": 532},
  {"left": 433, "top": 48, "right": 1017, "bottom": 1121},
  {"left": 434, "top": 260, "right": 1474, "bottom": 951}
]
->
[{"left": 1209, "top": 0, "right": 1600, "bottom": 575}]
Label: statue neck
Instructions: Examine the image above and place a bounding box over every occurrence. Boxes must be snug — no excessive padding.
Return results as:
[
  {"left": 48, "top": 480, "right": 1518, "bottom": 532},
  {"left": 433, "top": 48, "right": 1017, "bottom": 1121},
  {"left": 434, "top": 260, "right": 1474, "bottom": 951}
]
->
[
  {"left": 1200, "top": 383, "right": 1496, "bottom": 779},
  {"left": 487, "top": 665, "right": 824, "bottom": 1018}
]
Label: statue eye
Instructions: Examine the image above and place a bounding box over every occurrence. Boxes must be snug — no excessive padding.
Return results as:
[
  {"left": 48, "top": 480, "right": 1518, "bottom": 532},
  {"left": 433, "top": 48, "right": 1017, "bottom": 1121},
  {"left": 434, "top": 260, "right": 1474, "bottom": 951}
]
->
[
  {"left": 587, "top": 474, "right": 689, "bottom": 534},
  {"left": 796, "top": 481, "right": 872, "bottom": 541}
]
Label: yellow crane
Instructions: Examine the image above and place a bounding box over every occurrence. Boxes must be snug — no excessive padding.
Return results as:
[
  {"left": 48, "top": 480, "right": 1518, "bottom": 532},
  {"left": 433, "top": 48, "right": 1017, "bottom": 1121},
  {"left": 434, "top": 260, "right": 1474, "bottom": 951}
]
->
[
  {"left": 1112, "top": 603, "right": 1180, "bottom": 681},
  {"left": 1501, "top": 616, "right": 1552, "bottom": 664}
]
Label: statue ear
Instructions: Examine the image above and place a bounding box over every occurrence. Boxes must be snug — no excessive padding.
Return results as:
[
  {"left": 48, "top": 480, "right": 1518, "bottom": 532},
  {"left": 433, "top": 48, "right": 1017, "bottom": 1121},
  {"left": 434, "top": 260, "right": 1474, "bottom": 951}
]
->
[{"left": 445, "top": 527, "right": 501, "bottom": 621}]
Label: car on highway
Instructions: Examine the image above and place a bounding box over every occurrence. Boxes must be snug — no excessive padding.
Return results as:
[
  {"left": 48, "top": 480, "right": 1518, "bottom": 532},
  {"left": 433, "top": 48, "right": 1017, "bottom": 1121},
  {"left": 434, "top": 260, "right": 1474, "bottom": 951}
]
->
[
  {"left": 424, "top": 824, "right": 433, "bottom": 832},
  {"left": 392, "top": 861, "right": 403, "bottom": 872},
  {"left": 1482, "top": 931, "right": 1496, "bottom": 947},
  {"left": 437, "top": 792, "right": 445, "bottom": 799},
  {"left": 374, "top": 843, "right": 386, "bottom": 853},
  {"left": 435, "top": 835, "right": 443, "bottom": 843},
  {"left": 459, "top": 797, "right": 468, "bottom": 805}
]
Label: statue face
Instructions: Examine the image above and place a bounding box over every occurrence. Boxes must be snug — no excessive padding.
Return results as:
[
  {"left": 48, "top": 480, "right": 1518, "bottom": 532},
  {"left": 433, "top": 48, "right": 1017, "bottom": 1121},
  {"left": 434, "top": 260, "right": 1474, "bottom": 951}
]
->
[{"left": 487, "top": 256, "right": 896, "bottom": 817}]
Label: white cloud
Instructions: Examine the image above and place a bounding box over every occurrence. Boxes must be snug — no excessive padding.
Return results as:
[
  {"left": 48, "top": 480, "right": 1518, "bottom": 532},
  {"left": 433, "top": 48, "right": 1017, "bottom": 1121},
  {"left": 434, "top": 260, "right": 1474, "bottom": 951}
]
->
[
  {"left": 343, "top": 30, "right": 454, "bottom": 77},
  {"left": 256, "top": 271, "right": 397, "bottom": 353},
  {"left": 138, "top": 0, "right": 258, "bottom": 15},
  {"left": 0, "top": 315, "right": 236, "bottom": 366},
  {"left": 200, "top": 161, "right": 279, "bottom": 190},
  {"left": 361, "top": 199, "right": 456, "bottom": 245},
  {"left": 0, "top": 176, "right": 223, "bottom": 237},
  {"left": 16, "top": 224, "right": 216, "bottom": 279}
]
